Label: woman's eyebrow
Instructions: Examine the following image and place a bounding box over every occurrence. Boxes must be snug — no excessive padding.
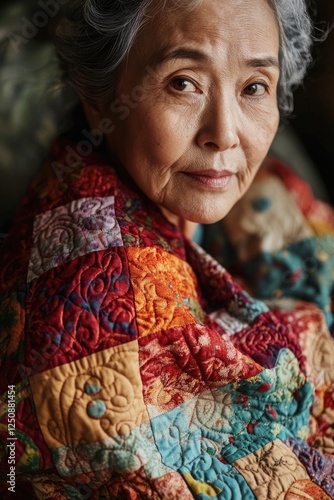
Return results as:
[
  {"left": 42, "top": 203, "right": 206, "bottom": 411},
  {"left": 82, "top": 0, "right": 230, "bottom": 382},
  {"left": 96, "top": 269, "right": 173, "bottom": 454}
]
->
[
  {"left": 246, "top": 57, "right": 280, "bottom": 69},
  {"left": 150, "top": 50, "right": 279, "bottom": 72},
  {"left": 151, "top": 48, "right": 209, "bottom": 69}
]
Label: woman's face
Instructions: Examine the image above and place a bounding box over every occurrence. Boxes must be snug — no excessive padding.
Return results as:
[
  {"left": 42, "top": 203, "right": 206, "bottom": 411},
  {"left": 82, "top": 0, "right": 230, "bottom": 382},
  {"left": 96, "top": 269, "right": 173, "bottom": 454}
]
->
[{"left": 93, "top": 0, "right": 280, "bottom": 224}]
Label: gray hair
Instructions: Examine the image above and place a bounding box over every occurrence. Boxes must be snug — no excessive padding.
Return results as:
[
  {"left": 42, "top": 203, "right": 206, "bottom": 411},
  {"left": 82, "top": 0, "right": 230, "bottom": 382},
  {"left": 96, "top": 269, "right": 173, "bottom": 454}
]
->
[{"left": 54, "top": 0, "right": 315, "bottom": 115}]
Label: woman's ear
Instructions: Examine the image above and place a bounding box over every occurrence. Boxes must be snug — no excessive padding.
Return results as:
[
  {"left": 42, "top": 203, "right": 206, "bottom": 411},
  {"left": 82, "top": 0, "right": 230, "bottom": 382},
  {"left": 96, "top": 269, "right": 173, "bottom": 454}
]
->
[
  {"left": 80, "top": 99, "right": 115, "bottom": 147},
  {"left": 81, "top": 99, "right": 103, "bottom": 131}
]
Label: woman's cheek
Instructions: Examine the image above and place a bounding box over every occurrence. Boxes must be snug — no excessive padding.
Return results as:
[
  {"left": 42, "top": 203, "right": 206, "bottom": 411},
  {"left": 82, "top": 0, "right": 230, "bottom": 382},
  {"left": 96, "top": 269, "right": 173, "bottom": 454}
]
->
[{"left": 144, "top": 114, "right": 190, "bottom": 165}]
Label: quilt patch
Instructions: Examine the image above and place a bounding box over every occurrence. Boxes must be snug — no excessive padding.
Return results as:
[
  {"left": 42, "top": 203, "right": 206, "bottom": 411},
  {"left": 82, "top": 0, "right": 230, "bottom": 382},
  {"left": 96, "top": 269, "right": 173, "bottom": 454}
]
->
[{"left": 28, "top": 196, "right": 123, "bottom": 282}]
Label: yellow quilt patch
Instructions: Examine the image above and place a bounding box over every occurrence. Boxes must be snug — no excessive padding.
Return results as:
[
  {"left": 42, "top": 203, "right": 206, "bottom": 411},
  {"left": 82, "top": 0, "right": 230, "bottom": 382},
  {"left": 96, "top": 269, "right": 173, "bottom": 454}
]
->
[{"left": 29, "top": 341, "right": 149, "bottom": 449}]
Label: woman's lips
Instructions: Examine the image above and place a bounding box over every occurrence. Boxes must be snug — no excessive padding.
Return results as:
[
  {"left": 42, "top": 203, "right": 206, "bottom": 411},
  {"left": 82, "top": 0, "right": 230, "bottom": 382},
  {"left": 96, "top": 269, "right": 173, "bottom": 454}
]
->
[{"left": 182, "top": 169, "right": 234, "bottom": 189}]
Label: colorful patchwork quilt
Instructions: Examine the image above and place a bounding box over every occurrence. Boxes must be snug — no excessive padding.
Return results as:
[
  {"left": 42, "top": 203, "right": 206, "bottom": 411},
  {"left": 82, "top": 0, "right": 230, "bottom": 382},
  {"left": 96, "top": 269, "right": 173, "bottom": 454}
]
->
[{"left": 1, "top": 139, "right": 334, "bottom": 499}]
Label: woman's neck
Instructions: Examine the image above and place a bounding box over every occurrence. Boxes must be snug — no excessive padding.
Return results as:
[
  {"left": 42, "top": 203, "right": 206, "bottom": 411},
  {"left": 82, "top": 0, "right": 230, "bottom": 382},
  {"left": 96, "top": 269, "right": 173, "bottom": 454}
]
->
[{"left": 159, "top": 207, "right": 199, "bottom": 240}]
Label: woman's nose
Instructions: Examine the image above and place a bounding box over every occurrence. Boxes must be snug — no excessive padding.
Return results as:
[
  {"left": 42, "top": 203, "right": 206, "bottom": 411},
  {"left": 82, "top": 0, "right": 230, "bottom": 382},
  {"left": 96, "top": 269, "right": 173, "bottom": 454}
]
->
[{"left": 196, "top": 95, "right": 240, "bottom": 152}]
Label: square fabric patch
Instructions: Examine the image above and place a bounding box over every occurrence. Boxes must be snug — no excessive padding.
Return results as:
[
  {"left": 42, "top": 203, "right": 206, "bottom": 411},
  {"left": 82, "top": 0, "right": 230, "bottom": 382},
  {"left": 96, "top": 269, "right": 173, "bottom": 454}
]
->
[
  {"left": 28, "top": 196, "right": 123, "bottom": 281},
  {"left": 25, "top": 248, "right": 137, "bottom": 374},
  {"left": 29, "top": 341, "right": 149, "bottom": 449},
  {"left": 139, "top": 324, "right": 260, "bottom": 417},
  {"left": 233, "top": 439, "right": 310, "bottom": 499},
  {"left": 127, "top": 247, "right": 204, "bottom": 336}
]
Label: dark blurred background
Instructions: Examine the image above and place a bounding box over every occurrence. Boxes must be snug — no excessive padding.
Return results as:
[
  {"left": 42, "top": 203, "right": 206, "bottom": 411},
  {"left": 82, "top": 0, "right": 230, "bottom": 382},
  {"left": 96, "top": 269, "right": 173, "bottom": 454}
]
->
[
  {"left": 0, "top": 0, "right": 76, "bottom": 233},
  {"left": 289, "top": 0, "right": 334, "bottom": 204},
  {"left": 0, "top": 0, "right": 333, "bottom": 233}
]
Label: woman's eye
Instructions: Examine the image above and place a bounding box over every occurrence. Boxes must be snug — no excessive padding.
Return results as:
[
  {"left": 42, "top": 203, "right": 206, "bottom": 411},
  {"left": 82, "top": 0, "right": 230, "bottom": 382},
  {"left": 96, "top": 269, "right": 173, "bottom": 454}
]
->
[
  {"left": 243, "top": 82, "right": 268, "bottom": 97},
  {"left": 170, "top": 78, "right": 197, "bottom": 92}
]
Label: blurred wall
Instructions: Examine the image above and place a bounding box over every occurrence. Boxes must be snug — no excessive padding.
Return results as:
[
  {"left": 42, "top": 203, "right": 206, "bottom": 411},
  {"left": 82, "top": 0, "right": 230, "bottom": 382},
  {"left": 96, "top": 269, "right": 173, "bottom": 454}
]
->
[
  {"left": 0, "top": 0, "right": 76, "bottom": 231},
  {"left": 290, "top": 0, "right": 334, "bottom": 204}
]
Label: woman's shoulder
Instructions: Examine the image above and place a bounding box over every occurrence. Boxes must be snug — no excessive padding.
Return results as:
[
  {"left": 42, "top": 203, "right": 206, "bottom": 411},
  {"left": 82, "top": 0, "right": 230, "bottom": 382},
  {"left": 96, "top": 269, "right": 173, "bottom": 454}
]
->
[
  {"left": 19, "top": 137, "right": 119, "bottom": 218},
  {"left": 0, "top": 138, "right": 119, "bottom": 295}
]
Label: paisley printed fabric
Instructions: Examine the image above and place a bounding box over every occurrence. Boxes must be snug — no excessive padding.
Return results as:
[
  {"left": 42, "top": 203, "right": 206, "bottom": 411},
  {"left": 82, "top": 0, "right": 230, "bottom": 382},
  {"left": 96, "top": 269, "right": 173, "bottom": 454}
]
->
[{"left": 0, "top": 139, "right": 334, "bottom": 499}]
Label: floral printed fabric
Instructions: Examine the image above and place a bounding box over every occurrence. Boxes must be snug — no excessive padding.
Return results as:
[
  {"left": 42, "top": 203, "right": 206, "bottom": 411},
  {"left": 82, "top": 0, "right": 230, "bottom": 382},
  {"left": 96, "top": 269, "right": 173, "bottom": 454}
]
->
[{"left": 0, "top": 139, "right": 334, "bottom": 499}]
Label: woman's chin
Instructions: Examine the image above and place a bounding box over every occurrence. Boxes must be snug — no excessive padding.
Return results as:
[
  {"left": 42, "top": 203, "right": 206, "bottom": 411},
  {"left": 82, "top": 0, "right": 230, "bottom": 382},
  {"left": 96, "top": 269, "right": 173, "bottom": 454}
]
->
[
  {"left": 160, "top": 204, "right": 229, "bottom": 230},
  {"left": 178, "top": 203, "right": 234, "bottom": 226}
]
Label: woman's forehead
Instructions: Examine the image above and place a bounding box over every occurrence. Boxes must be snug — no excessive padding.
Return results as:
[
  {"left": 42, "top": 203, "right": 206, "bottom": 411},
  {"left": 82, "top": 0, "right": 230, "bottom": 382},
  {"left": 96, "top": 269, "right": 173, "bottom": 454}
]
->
[
  {"left": 130, "top": 0, "right": 279, "bottom": 71},
  {"left": 146, "top": 0, "right": 279, "bottom": 35}
]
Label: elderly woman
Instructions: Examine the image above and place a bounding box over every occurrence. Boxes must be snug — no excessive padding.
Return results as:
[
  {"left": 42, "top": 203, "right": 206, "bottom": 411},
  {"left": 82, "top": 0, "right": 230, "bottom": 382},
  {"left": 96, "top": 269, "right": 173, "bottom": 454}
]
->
[{"left": 1, "top": 0, "right": 334, "bottom": 498}]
